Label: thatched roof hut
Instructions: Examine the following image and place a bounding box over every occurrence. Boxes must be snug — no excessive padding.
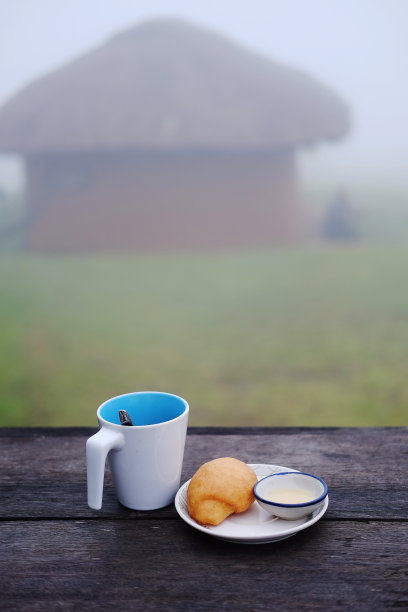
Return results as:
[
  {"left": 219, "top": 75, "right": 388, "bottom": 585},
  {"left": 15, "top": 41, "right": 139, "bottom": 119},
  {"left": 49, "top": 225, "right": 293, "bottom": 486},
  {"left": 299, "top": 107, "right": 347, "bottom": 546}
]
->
[{"left": 0, "top": 19, "right": 350, "bottom": 252}]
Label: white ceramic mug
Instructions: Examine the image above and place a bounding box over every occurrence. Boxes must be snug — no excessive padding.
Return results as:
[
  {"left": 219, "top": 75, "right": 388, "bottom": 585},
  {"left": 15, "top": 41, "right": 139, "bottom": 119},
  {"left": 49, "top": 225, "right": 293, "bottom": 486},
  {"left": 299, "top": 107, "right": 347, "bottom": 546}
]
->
[{"left": 86, "top": 391, "right": 189, "bottom": 510}]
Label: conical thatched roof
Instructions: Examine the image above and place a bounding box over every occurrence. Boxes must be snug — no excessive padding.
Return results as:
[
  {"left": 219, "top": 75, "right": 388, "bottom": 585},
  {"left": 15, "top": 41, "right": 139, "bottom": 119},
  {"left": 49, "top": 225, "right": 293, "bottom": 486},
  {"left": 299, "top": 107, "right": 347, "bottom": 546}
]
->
[{"left": 0, "top": 18, "right": 350, "bottom": 153}]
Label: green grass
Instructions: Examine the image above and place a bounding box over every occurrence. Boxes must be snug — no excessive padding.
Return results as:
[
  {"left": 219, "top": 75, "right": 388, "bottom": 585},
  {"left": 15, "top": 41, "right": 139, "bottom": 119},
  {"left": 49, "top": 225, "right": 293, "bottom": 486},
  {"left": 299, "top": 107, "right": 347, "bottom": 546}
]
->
[{"left": 1, "top": 242, "right": 407, "bottom": 427}]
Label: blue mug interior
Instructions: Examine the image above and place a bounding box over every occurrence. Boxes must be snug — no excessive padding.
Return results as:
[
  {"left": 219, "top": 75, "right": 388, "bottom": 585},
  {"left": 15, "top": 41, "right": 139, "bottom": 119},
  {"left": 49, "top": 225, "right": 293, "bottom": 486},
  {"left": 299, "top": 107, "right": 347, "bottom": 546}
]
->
[{"left": 99, "top": 392, "right": 187, "bottom": 426}]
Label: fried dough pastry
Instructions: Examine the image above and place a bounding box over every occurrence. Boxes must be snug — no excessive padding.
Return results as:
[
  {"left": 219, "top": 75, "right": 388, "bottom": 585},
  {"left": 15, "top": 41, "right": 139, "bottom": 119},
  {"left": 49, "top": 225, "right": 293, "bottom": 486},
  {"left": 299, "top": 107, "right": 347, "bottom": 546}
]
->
[{"left": 187, "top": 457, "right": 258, "bottom": 526}]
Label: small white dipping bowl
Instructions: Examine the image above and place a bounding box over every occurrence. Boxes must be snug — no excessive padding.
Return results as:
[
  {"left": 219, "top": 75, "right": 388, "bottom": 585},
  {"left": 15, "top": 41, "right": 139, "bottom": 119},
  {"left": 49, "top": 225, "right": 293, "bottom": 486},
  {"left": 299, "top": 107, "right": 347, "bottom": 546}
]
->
[{"left": 254, "top": 472, "right": 328, "bottom": 520}]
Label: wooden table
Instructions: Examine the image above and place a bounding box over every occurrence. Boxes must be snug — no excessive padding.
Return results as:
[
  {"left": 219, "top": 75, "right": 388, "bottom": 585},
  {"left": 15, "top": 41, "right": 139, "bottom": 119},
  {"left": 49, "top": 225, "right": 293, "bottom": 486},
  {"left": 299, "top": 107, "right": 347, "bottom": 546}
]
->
[{"left": 0, "top": 427, "right": 407, "bottom": 610}]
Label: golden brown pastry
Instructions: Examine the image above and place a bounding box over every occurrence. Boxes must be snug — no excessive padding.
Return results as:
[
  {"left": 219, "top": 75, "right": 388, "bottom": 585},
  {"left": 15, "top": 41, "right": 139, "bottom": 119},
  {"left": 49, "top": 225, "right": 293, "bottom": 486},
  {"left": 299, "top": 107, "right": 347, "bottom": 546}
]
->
[{"left": 187, "top": 457, "right": 258, "bottom": 526}]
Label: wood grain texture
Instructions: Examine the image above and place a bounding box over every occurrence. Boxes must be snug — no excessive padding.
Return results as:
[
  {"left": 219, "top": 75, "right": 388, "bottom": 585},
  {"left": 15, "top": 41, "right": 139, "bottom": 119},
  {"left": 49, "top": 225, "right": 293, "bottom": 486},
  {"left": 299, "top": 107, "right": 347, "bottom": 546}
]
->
[
  {"left": 0, "top": 428, "right": 407, "bottom": 520},
  {"left": 0, "top": 428, "right": 407, "bottom": 611},
  {"left": 0, "top": 519, "right": 406, "bottom": 611}
]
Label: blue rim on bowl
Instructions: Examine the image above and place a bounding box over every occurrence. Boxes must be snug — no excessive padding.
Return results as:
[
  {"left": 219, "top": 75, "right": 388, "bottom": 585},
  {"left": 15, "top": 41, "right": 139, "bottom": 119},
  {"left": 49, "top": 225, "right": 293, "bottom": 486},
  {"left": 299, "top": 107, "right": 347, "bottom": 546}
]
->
[{"left": 254, "top": 472, "right": 328, "bottom": 507}]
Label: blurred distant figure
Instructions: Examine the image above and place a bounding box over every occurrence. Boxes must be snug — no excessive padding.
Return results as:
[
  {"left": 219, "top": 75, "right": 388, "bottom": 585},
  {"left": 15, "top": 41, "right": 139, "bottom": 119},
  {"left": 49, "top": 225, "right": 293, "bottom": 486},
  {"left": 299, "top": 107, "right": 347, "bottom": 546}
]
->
[{"left": 321, "top": 190, "right": 359, "bottom": 241}]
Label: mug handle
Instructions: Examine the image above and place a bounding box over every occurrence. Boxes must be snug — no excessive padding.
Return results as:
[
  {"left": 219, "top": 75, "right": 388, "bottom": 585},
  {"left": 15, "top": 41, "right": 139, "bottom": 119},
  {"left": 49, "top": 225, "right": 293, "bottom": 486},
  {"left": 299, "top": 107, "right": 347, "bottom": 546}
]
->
[{"left": 86, "top": 428, "right": 125, "bottom": 509}]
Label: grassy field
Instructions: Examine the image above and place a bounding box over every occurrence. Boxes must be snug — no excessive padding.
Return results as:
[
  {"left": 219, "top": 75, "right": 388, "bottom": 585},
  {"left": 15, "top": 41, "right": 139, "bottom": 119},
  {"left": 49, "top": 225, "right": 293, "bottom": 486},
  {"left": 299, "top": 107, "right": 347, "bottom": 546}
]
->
[{"left": 1, "top": 236, "right": 407, "bottom": 427}]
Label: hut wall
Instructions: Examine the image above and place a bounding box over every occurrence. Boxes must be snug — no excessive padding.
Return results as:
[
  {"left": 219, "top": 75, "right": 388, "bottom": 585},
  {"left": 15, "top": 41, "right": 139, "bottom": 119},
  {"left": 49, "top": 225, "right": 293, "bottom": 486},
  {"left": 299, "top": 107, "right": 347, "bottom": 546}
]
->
[{"left": 25, "top": 150, "right": 300, "bottom": 252}]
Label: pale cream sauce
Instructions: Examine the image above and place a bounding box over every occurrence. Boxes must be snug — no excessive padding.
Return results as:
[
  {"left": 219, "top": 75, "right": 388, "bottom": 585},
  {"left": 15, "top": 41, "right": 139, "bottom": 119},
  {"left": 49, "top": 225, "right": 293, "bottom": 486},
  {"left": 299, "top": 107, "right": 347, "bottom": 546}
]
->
[{"left": 264, "top": 487, "right": 316, "bottom": 504}]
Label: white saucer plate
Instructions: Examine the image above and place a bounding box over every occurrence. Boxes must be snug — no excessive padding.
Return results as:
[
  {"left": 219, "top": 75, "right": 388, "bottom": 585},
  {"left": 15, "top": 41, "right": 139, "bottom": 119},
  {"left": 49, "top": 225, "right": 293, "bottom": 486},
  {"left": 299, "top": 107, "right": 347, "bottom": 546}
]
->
[{"left": 174, "top": 464, "right": 329, "bottom": 544}]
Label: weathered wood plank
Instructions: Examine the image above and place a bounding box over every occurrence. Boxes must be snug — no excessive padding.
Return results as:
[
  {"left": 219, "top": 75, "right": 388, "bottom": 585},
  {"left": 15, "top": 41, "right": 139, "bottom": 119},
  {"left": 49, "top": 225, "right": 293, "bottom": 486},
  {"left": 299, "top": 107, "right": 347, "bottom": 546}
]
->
[
  {"left": 0, "top": 428, "right": 406, "bottom": 520},
  {"left": 0, "top": 519, "right": 406, "bottom": 611}
]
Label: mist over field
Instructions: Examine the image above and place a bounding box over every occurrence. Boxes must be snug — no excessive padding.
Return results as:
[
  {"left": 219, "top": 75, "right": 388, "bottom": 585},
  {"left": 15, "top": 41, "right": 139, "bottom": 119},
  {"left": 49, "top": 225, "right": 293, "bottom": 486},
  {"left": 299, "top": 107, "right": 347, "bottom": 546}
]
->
[{"left": 0, "top": 1, "right": 407, "bottom": 426}]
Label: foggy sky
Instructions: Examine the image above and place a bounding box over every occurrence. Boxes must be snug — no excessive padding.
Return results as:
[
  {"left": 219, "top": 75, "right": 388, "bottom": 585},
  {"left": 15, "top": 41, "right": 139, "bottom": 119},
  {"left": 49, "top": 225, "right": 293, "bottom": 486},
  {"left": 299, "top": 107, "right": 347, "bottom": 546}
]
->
[{"left": 0, "top": 0, "right": 407, "bottom": 187}]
